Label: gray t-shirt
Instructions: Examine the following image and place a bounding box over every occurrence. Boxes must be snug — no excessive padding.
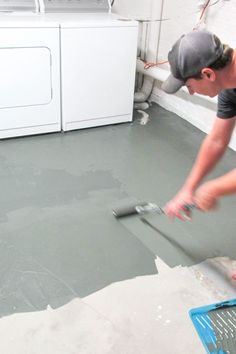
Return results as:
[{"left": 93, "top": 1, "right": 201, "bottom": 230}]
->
[{"left": 217, "top": 89, "right": 236, "bottom": 118}]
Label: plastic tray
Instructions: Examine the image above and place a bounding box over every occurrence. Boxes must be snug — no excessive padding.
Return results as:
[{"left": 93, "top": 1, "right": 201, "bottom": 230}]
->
[{"left": 189, "top": 299, "right": 236, "bottom": 354}]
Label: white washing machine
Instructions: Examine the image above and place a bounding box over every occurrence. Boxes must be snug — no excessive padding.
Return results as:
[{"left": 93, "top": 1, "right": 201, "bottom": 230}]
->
[
  {"left": 43, "top": 0, "right": 138, "bottom": 131},
  {"left": 0, "top": 1, "right": 61, "bottom": 139}
]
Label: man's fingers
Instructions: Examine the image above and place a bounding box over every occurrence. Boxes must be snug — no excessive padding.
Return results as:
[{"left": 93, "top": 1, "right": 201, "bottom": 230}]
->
[{"left": 165, "top": 205, "right": 192, "bottom": 221}]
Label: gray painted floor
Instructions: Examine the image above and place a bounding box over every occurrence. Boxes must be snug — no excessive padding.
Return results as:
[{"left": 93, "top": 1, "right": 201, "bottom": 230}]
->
[{"left": 0, "top": 103, "right": 235, "bottom": 353}]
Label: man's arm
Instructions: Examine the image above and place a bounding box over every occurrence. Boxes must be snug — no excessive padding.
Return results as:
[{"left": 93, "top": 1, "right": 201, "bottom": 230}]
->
[
  {"left": 165, "top": 116, "right": 236, "bottom": 219},
  {"left": 194, "top": 168, "right": 236, "bottom": 211}
]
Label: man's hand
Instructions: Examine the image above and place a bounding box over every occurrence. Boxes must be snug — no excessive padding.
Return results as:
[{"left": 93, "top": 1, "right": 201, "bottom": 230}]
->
[
  {"left": 165, "top": 182, "right": 218, "bottom": 219},
  {"left": 164, "top": 189, "right": 195, "bottom": 220}
]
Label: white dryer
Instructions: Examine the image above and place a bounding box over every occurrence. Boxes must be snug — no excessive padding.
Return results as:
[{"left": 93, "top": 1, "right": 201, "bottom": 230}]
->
[
  {"left": 0, "top": 1, "right": 61, "bottom": 139},
  {"left": 43, "top": 1, "right": 138, "bottom": 132}
]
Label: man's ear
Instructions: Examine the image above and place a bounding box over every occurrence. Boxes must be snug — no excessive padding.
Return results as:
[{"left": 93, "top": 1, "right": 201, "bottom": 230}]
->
[{"left": 201, "top": 68, "right": 216, "bottom": 81}]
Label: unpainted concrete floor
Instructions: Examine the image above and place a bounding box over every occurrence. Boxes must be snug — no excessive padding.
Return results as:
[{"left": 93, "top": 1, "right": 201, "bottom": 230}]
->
[{"left": 0, "top": 103, "right": 235, "bottom": 353}]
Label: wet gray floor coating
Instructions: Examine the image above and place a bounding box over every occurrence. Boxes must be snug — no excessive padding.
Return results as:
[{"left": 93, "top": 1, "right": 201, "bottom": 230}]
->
[{"left": 0, "top": 103, "right": 235, "bottom": 319}]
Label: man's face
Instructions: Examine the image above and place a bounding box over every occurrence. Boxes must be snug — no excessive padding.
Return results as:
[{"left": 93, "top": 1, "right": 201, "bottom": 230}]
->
[{"left": 185, "top": 73, "right": 221, "bottom": 97}]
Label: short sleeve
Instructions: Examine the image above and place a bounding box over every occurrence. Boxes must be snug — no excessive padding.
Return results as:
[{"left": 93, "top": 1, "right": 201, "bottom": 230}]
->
[{"left": 217, "top": 89, "right": 236, "bottom": 119}]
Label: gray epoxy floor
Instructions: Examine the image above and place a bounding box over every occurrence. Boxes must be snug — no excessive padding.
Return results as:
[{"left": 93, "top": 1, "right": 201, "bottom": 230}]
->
[{"left": 0, "top": 103, "right": 235, "bottom": 353}]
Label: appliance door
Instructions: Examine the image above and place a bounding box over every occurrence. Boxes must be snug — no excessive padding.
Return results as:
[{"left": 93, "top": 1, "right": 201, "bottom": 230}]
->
[
  {"left": 0, "top": 27, "right": 61, "bottom": 138},
  {"left": 0, "top": 47, "right": 52, "bottom": 109}
]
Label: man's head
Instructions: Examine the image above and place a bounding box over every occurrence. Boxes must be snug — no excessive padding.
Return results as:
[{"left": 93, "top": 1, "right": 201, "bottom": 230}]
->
[{"left": 162, "top": 30, "right": 232, "bottom": 96}]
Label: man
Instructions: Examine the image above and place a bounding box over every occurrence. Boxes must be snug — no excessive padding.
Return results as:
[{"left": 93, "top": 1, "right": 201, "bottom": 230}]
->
[{"left": 161, "top": 30, "right": 236, "bottom": 220}]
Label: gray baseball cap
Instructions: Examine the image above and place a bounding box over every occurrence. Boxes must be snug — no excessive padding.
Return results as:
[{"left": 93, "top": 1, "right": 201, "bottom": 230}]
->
[{"left": 162, "top": 30, "right": 224, "bottom": 94}]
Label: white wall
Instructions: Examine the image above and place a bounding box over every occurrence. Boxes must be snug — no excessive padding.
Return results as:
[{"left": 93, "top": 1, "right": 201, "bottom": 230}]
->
[
  {"left": 113, "top": 0, "right": 163, "bottom": 63},
  {"left": 113, "top": 0, "right": 155, "bottom": 20},
  {"left": 113, "top": 0, "right": 236, "bottom": 150}
]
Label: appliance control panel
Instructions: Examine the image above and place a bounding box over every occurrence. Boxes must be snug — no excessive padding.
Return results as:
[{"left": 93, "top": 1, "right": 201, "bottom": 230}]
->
[
  {"left": 0, "top": 0, "right": 36, "bottom": 12},
  {"left": 43, "top": 0, "right": 110, "bottom": 12}
]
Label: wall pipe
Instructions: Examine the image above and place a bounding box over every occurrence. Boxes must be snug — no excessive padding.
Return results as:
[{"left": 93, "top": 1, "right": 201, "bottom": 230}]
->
[
  {"left": 134, "top": 0, "right": 164, "bottom": 105},
  {"left": 136, "top": 58, "right": 217, "bottom": 104},
  {"left": 38, "top": 0, "right": 45, "bottom": 12},
  {"left": 134, "top": 25, "right": 154, "bottom": 104},
  {"left": 135, "top": 21, "right": 152, "bottom": 103}
]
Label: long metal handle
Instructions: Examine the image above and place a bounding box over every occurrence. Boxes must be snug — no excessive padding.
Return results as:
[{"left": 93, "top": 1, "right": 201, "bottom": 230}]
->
[
  {"left": 136, "top": 202, "right": 196, "bottom": 216},
  {"left": 135, "top": 203, "right": 164, "bottom": 215},
  {"left": 182, "top": 203, "right": 196, "bottom": 212}
]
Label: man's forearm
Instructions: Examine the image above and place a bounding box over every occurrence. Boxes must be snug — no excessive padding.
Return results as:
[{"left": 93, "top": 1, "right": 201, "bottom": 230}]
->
[
  {"left": 165, "top": 118, "right": 235, "bottom": 217},
  {"left": 194, "top": 168, "right": 236, "bottom": 211},
  {"left": 182, "top": 134, "right": 227, "bottom": 192},
  {"left": 209, "top": 169, "right": 236, "bottom": 197}
]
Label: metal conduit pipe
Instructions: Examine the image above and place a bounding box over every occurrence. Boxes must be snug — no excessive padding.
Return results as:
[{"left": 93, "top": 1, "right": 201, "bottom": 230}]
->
[
  {"left": 34, "top": 0, "right": 40, "bottom": 12},
  {"left": 134, "top": 21, "right": 154, "bottom": 104},
  {"left": 134, "top": 24, "right": 154, "bottom": 104},
  {"left": 134, "top": 0, "right": 164, "bottom": 106}
]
